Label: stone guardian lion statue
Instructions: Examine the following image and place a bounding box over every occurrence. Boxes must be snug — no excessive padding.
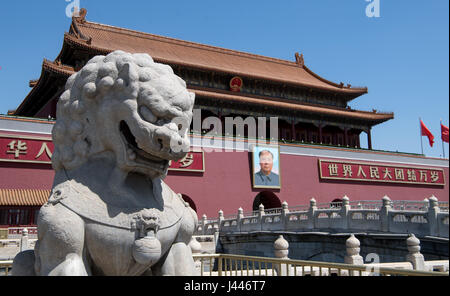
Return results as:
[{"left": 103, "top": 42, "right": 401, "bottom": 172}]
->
[{"left": 12, "top": 50, "right": 199, "bottom": 276}]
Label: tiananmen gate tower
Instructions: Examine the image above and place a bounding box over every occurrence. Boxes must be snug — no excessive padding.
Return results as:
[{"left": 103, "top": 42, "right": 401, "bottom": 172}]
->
[{"left": 0, "top": 9, "right": 447, "bottom": 229}]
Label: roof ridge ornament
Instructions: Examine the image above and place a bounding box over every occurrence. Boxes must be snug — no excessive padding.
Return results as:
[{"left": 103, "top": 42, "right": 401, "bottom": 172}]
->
[
  {"left": 70, "top": 8, "right": 91, "bottom": 43},
  {"left": 295, "top": 52, "right": 304, "bottom": 67},
  {"left": 72, "top": 7, "right": 87, "bottom": 23}
]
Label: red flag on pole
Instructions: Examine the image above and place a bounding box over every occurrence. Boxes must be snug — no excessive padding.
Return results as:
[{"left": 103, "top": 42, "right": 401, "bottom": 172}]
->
[
  {"left": 420, "top": 120, "right": 434, "bottom": 147},
  {"left": 442, "top": 123, "right": 449, "bottom": 143}
]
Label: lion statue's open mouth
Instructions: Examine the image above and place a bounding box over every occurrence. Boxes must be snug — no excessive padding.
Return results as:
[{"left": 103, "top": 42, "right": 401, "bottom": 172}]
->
[{"left": 119, "top": 120, "right": 170, "bottom": 172}]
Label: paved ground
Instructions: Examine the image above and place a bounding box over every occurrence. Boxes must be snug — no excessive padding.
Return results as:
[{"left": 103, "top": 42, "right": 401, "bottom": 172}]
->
[
  {"left": 0, "top": 239, "right": 36, "bottom": 260},
  {"left": 0, "top": 246, "right": 20, "bottom": 261}
]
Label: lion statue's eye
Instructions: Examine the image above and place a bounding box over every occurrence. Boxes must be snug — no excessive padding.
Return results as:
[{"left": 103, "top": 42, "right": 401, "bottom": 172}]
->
[{"left": 139, "top": 105, "right": 158, "bottom": 124}]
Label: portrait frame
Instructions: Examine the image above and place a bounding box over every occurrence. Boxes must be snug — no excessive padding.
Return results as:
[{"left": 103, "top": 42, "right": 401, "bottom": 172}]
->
[{"left": 250, "top": 144, "right": 281, "bottom": 189}]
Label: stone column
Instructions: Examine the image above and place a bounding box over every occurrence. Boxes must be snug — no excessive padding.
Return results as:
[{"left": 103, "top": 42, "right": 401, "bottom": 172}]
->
[
  {"left": 281, "top": 201, "right": 289, "bottom": 231},
  {"left": 215, "top": 210, "right": 224, "bottom": 251},
  {"left": 273, "top": 235, "right": 290, "bottom": 276},
  {"left": 237, "top": 207, "right": 244, "bottom": 232},
  {"left": 340, "top": 196, "right": 350, "bottom": 229},
  {"left": 344, "top": 234, "right": 363, "bottom": 265},
  {"left": 258, "top": 204, "right": 265, "bottom": 231},
  {"left": 218, "top": 210, "right": 224, "bottom": 228},
  {"left": 308, "top": 198, "right": 317, "bottom": 230},
  {"left": 427, "top": 196, "right": 440, "bottom": 237},
  {"left": 344, "top": 234, "right": 364, "bottom": 276},
  {"left": 201, "top": 214, "right": 208, "bottom": 235},
  {"left": 380, "top": 196, "right": 391, "bottom": 232},
  {"left": 406, "top": 234, "right": 425, "bottom": 271},
  {"left": 19, "top": 228, "right": 29, "bottom": 252}
]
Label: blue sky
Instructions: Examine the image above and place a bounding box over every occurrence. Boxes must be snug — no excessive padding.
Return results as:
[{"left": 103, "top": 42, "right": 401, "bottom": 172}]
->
[{"left": 0, "top": 0, "right": 448, "bottom": 158}]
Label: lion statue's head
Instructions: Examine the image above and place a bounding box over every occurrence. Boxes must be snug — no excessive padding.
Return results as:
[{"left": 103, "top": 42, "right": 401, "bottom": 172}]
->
[{"left": 52, "top": 50, "right": 195, "bottom": 179}]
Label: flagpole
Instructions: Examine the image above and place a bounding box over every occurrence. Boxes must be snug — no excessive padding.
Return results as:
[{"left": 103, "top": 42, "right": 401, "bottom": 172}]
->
[
  {"left": 419, "top": 118, "right": 424, "bottom": 155},
  {"left": 441, "top": 119, "right": 446, "bottom": 158}
]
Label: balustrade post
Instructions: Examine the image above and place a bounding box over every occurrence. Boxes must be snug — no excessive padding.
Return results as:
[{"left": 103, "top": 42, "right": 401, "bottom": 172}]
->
[
  {"left": 406, "top": 234, "right": 425, "bottom": 271},
  {"left": 19, "top": 228, "right": 29, "bottom": 252},
  {"left": 340, "top": 196, "right": 350, "bottom": 230},
  {"left": 344, "top": 234, "right": 364, "bottom": 276},
  {"left": 380, "top": 196, "right": 391, "bottom": 232},
  {"left": 258, "top": 204, "right": 265, "bottom": 231},
  {"left": 202, "top": 214, "right": 208, "bottom": 235},
  {"left": 308, "top": 198, "right": 317, "bottom": 230},
  {"left": 427, "top": 196, "right": 440, "bottom": 237},
  {"left": 282, "top": 201, "right": 289, "bottom": 231},
  {"left": 214, "top": 210, "right": 224, "bottom": 250},
  {"left": 215, "top": 209, "right": 224, "bottom": 240},
  {"left": 273, "top": 235, "right": 290, "bottom": 276},
  {"left": 218, "top": 210, "right": 224, "bottom": 229},
  {"left": 237, "top": 207, "right": 244, "bottom": 232}
]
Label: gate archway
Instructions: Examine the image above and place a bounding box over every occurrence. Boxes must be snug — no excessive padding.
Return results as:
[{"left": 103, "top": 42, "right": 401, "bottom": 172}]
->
[
  {"left": 252, "top": 191, "right": 282, "bottom": 211},
  {"left": 180, "top": 194, "right": 197, "bottom": 213}
]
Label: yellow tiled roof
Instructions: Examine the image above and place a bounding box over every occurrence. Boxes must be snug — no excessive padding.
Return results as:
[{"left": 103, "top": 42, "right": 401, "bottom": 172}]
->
[{"left": 0, "top": 189, "right": 50, "bottom": 206}]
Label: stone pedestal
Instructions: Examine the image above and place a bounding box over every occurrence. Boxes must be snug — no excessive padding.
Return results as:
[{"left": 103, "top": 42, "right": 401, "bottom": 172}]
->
[
  {"left": 273, "top": 235, "right": 290, "bottom": 276},
  {"left": 344, "top": 234, "right": 364, "bottom": 276},
  {"left": 406, "top": 234, "right": 425, "bottom": 271}
]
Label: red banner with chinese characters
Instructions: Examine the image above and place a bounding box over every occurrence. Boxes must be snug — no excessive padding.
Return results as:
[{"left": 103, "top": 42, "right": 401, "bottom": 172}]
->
[
  {"left": 0, "top": 134, "right": 53, "bottom": 164},
  {"left": 319, "top": 159, "right": 445, "bottom": 186},
  {"left": 1, "top": 133, "right": 205, "bottom": 172},
  {"left": 169, "top": 151, "right": 205, "bottom": 172}
]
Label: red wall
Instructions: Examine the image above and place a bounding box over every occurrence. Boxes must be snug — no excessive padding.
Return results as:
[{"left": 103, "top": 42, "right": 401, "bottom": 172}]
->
[
  {"left": 1, "top": 147, "right": 448, "bottom": 219},
  {"left": 165, "top": 151, "right": 449, "bottom": 218},
  {"left": 0, "top": 162, "right": 54, "bottom": 190}
]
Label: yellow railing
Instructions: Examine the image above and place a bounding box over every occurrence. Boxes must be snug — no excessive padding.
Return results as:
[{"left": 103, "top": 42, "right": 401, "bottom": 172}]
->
[
  {"left": 0, "top": 260, "right": 13, "bottom": 276},
  {"left": 1, "top": 255, "right": 448, "bottom": 276},
  {"left": 192, "top": 254, "right": 449, "bottom": 276},
  {"left": 0, "top": 229, "right": 8, "bottom": 239}
]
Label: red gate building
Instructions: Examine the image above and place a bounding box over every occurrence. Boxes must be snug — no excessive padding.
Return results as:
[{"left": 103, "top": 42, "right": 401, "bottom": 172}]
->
[{"left": 1, "top": 10, "right": 448, "bottom": 230}]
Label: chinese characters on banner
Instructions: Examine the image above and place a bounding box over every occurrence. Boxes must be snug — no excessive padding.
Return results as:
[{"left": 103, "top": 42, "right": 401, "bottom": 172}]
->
[
  {"left": 0, "top": 135, "right": 53, "bottom": 163},
  {"left": 319, "top": 159, "right": 445, "bottom": 186},
  {"left": 1, "top": 134, "right": 205, "bottom": 172},
  {"left": 168, "top": 151, "right": 205, "bottom": 172}
]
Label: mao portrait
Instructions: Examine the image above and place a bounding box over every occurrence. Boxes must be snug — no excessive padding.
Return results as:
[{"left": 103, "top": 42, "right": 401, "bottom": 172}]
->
[{"left": 252, "top": 145, "right": 281, "bottom": 189}]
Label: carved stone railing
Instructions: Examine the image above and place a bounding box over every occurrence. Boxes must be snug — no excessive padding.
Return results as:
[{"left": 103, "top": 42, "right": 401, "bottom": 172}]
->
[{"left": 195, "top": 196, "right": 449, "bottom": 238}]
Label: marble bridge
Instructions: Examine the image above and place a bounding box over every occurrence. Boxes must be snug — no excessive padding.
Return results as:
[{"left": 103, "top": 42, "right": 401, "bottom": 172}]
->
[
  {"left": 194, "top": 196, "right": 449, "bottom": 263},
  {"left": 196, "top": 196, "right": 449, "bottom": 238}
]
